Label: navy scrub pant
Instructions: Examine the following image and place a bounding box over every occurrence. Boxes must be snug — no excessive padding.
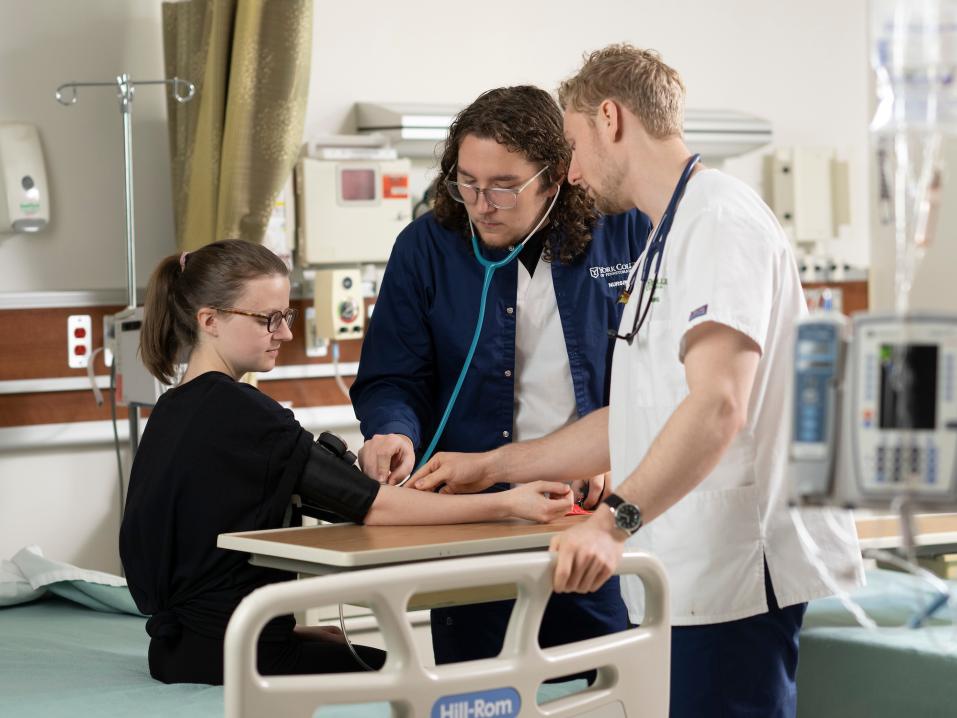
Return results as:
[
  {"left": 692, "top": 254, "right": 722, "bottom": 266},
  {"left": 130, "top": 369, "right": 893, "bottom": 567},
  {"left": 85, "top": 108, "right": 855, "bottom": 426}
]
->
[{"left": 670, "top": 565, "right": 807, "bottom": 718}]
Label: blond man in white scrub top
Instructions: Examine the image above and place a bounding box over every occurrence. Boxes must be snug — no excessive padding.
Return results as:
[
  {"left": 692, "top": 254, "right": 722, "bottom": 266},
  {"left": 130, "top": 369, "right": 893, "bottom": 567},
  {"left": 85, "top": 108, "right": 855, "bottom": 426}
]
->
[{"left": 410, "top": 46, "right": 864, "bottom": 717}]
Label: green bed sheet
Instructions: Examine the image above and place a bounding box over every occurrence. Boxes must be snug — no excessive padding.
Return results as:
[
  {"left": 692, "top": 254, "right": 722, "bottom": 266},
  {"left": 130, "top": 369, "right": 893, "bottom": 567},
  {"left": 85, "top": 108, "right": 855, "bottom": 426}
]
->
[
  {"left": 0, "top": 597, "right": 587, "bottom": 718},
  {"left": 7, "top": 568, "right": 954, "bottom": 717},
  {"left": 797, "top": 569, "right": 957, "bottom": 718}
]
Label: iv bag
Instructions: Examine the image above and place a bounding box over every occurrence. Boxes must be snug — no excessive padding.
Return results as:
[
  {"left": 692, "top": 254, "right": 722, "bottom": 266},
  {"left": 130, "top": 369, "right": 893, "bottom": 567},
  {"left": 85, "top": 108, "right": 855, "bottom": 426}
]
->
[{"left": 870, "top": 0, "right": 957, "bottom": 313}]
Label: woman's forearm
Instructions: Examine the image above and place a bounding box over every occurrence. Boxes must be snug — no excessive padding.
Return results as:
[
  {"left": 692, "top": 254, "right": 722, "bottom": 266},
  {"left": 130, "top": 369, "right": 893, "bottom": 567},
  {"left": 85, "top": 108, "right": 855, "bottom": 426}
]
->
[{"left": 363, "top": 484, "right": 509, "bottom": 525}]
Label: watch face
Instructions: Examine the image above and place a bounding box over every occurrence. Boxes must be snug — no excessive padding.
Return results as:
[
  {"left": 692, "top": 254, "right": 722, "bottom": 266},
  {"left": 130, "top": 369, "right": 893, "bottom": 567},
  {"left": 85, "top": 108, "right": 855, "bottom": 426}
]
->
[{"left": 615, "top": 503, "right": 642, "bottom": 533}]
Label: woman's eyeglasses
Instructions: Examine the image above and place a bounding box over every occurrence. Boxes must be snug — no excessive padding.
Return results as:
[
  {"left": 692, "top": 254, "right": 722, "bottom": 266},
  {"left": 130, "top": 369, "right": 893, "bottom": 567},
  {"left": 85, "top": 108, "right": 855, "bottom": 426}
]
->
[{"left": 212, "top": 307, "right": 298, "bottom": 333}]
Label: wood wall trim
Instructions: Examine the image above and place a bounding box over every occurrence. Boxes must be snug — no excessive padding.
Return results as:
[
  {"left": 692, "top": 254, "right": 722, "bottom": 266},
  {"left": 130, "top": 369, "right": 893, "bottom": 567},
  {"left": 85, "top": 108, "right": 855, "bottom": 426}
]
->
[
  {"left": 1, "top": 299, "right": 367, "bottom": 382},
  {"left": 0, "top": 378, "right": 354, "bottom": 429},
  {"left": 0, "top": 283, "right": 867, "bottom": 429},
  {"left": 0, "top": 390, "right": 131, "bottom": 427},
  {"left": 0, "top": 298, "right": 365, "bottom": 428},
  {"left": 2, "top": 305, "right": 124, "bottom": 381}
]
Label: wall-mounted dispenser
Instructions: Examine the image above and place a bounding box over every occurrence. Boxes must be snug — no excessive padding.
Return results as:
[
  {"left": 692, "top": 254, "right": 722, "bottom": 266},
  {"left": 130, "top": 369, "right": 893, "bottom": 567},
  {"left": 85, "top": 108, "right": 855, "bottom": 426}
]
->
[{"left": 0, "top": 123, "right": 49, "bottom": 233}]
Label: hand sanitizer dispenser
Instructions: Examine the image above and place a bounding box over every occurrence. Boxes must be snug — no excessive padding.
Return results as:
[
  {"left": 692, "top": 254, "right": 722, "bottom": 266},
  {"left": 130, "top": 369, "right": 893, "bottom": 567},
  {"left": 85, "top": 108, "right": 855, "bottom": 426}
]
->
[{"left": 0, "top": 124, "right": 49, "bottom": 233}]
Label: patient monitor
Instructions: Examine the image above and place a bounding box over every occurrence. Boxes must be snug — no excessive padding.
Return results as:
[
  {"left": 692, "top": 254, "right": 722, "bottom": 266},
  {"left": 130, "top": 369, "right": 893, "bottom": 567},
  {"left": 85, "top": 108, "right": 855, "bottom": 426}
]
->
[{"left": 791, "top": 313, "right": 957, "bottom": 510}]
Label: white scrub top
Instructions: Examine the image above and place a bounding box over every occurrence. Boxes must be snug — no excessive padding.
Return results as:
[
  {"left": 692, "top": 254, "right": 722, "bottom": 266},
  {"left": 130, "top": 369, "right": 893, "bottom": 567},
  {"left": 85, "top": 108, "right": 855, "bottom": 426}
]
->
[
  {"left": 513, "top": 255, "right": 579, "bottom": 443},
  {"left": 611, "top": 169, "right": 864, "bottom": 626}
]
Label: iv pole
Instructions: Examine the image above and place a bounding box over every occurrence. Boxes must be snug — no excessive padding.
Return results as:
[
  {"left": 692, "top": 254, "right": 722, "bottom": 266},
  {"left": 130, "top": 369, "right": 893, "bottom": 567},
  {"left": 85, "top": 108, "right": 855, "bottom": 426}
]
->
[
  {"left": 54, "top": 75, "right": 195, "bottom": 532},
  {"left": 55, "top": 74, "right": 195, "bottom": 316}
]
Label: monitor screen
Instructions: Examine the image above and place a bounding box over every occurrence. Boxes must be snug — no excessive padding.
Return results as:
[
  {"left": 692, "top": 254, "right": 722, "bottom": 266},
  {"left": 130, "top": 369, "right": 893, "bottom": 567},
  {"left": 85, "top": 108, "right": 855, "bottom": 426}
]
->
[
  {"left": 798, "top": 339, "right": 832, "bottom": 357},
  {"left": 340, "top": 169, "right": 376, "bottom": 201},
  {"left": 878, "top": 343, "right": 938, "bottom": 429}
]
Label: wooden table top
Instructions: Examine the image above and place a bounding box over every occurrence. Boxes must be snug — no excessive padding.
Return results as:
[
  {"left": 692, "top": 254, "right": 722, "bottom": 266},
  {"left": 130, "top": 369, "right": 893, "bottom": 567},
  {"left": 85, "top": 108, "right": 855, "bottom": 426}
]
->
[
  {"left": 219, "top": 511, "right": 957, "bottom": 573},
  {"left": 218, "top": 514, "right": 589, "bottom": 568}
]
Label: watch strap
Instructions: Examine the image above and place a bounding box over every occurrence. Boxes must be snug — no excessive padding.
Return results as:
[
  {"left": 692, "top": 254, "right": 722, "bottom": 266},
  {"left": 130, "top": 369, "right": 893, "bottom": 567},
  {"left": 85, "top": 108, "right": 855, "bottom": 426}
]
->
[{"left": 603, "top": 492, "right": 626, "bottom": 510}]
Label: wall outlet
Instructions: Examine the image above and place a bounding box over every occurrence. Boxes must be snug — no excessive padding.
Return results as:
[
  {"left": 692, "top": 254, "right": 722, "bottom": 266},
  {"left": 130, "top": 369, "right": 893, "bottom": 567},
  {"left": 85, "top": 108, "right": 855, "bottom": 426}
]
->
[{"left": 67, "top": 314, "right": 92, "bottom": 368}]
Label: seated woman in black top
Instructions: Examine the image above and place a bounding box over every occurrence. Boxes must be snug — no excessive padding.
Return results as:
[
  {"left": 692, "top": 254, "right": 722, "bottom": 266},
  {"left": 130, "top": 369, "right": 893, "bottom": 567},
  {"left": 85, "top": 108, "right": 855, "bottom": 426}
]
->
[{"left": 120, "top": 239, "right": 572, "bottom": 686}]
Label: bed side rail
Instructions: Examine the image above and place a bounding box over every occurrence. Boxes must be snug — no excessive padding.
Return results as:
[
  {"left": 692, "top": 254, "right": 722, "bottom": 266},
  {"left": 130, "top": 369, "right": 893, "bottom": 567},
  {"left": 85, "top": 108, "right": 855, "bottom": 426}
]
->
[{"left": 224, "top": 551, "right": 669, "bottom": 718}]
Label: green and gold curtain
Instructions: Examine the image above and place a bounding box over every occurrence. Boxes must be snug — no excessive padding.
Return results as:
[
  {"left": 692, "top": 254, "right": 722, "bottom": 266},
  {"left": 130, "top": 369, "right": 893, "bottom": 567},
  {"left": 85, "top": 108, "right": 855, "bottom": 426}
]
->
[{"left": 162, "top": 0, "right": 311, "bottom": 250}]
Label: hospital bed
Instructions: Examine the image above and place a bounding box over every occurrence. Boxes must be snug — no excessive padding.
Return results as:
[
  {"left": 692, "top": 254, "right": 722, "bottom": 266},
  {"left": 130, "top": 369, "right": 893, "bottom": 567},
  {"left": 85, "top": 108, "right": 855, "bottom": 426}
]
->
[
  {"left": 0, "top": 551, "right": 671, "bottom": 718},
  {"left": 225, "top": 551, "right": 670, "bottom": 718},
  {"left": 797, "top": 568, "right": 957, "bottom": 718},
  {"left": 11, "top": 533, "right": 955, "bottom": 718}
]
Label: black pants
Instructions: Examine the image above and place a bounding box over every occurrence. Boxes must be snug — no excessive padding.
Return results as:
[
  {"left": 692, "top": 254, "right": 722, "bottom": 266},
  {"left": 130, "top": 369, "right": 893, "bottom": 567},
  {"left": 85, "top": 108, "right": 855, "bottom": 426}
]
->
[{"left": 148, "top": 628, "right": 386, "bottom": 685}]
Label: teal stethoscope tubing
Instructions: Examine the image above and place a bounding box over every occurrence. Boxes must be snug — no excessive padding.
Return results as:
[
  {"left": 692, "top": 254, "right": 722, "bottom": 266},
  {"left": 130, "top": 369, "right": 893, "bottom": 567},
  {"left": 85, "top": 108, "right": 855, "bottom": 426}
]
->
[{"left": 413, "top": 187, "right": 562, "bottom": 473}]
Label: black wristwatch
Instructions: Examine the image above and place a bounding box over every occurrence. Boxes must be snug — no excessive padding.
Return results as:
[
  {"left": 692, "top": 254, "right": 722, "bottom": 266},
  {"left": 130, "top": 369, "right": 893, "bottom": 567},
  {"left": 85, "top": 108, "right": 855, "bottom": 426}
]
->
[{"left": 603, "top": 493, "right": 642, "bottom": 536}]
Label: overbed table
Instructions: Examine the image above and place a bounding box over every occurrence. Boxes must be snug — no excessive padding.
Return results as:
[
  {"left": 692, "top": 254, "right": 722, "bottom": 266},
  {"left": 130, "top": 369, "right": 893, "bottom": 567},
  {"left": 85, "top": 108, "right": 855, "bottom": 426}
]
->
[
  {"left": 219, "top": 512, "right": 957, "bottom": 609},
  {"left": 218, "top": 514, "right": 588, "bottom": 609}
]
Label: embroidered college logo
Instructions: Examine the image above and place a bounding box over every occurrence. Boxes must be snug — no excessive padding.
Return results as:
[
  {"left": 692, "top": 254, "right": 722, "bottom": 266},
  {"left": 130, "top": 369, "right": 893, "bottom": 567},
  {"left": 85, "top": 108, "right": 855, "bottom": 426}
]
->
[
  {"left": 588, "top": 262, "right": 632, "bottom": 281},
  {"left": 648, "top": 276, "right": 669, "bottom": 302}
]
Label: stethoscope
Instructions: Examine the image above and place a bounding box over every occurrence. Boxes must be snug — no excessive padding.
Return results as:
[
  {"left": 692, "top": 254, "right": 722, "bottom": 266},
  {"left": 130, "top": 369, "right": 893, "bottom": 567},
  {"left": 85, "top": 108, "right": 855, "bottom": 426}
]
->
[
  {"left": 609, "top": 153, "right": 701, "bottom": 345},
  {"left": 410, "top": 185, "right": 563, "bottom": 474}
]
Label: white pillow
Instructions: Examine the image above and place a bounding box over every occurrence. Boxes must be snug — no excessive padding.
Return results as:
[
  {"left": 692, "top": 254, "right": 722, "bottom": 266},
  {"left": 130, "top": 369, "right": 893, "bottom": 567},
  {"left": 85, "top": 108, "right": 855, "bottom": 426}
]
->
[
  {"left": 11, "top": 544, "right": 126, "bottom": 588},
  {"left": 0, "top": 558, "right": 46, "bottom": 607}
]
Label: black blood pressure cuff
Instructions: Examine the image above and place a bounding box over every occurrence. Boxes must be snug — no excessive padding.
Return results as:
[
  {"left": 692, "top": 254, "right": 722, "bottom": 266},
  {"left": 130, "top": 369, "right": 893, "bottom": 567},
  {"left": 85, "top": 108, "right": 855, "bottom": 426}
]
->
[{"left": 294, "top": 433, "right": 381, "bottom": 524}]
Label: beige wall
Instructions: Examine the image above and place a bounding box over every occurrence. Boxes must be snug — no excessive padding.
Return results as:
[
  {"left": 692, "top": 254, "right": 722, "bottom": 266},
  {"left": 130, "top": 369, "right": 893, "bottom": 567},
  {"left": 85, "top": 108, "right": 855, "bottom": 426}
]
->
[
  {"left": 0, "top": 0, "right": 174, "bottom": 293},
  {"left": 0, "top": 0, "right": 872, "bottom": 297},
  {"left": 307, "top": 0, "right": 872, "bottom": 267},
  {"left": 0, "top": 0, "right": 873, "bottom": 571}
]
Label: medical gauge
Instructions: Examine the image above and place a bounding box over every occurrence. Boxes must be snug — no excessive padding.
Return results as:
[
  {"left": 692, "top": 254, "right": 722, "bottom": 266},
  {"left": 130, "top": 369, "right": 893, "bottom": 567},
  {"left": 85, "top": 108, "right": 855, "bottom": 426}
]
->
[{"left": 312, "top": 268, "right": 364, "bottom": 340}]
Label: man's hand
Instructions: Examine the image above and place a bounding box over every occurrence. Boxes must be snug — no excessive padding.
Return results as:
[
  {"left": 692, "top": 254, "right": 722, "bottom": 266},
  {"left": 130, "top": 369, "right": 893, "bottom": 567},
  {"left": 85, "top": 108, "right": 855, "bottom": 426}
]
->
[
  {"left": 358, "top": 434, "right": 415, "bottom": 484},
  {"left": 550, "top": 509, "right": 627, "bottom": 593},
  {"left": 409, "top": 451, "right": 497, "bottom": 494},
  {"left": 571, "top": 472, "right": 612, "bottom": 510}
]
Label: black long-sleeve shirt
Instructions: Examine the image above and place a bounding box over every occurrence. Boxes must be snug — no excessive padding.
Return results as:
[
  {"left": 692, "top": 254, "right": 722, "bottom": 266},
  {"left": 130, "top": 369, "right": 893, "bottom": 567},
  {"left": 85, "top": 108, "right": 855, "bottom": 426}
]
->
[{"left": 119, "top": 371, "right": 376, "bottom": 642}]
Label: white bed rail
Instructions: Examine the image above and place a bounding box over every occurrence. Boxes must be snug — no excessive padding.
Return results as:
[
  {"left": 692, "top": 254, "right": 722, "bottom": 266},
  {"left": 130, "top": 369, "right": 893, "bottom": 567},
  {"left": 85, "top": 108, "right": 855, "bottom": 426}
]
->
[{"left": 224, "top": 551, "right": 669, "bottom": 718}]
